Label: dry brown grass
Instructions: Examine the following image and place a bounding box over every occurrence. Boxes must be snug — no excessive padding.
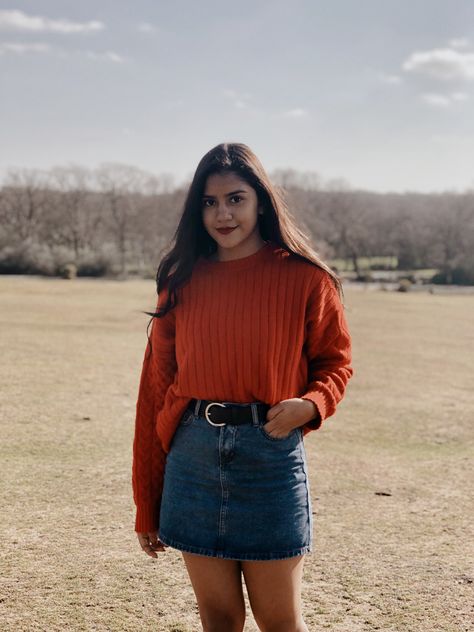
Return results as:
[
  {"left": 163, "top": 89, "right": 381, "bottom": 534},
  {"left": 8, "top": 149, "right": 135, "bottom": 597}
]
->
[{"left": 0, "top": 276, "right": 473, "bottom": 632}]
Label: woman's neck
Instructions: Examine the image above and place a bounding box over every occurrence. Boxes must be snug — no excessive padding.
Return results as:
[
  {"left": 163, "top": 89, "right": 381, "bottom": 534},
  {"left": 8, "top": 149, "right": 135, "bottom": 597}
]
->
[{"left": 210, "top": 238, "right": 268, "bottom": 263}]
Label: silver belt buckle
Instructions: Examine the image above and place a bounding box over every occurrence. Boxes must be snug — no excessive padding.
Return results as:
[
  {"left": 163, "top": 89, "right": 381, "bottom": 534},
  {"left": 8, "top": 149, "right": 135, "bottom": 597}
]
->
[{"left": 204, "top": 402, "right": 227, "bottom": 426}]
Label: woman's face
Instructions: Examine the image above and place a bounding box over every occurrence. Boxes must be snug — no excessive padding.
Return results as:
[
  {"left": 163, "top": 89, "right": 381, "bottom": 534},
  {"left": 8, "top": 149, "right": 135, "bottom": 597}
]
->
[{"left": 201, "top": 171, "right": 265, "bottom": 258}]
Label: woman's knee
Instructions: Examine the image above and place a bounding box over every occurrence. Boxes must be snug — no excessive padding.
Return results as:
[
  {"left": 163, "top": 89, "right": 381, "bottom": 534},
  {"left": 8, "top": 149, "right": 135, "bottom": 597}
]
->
[
  {"left": 256, "top": 616, "right": 308, "bottom": 632},
  {"left": 200, "top": 604, "right": 246, "bottom": 632}
]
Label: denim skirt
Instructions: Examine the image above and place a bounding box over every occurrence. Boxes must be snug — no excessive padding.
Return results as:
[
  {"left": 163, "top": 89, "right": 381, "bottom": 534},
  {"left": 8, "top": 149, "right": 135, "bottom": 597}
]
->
[{"left": 158, "top": 402, "right": 313, "bottom": 561}]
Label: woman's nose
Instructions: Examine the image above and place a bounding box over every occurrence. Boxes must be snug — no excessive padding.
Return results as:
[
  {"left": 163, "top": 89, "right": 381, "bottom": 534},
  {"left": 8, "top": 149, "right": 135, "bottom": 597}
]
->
[{"left": 215, "top": 204, "right": 233, "bottom": 218}]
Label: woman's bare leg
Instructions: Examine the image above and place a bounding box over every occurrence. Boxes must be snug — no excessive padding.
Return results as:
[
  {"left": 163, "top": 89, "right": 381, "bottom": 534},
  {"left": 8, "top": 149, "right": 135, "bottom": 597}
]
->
[
  {"left": 181, "top": 552, "right": 246, "bottom": 632},
  {"left": 241, "top": 554, "right": 308, "bottom": 632}
]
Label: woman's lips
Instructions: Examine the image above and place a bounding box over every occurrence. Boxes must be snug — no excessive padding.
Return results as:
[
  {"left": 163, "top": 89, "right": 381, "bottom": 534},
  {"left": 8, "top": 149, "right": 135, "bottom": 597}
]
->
[{"left": 216, "top": 227, "right": 237, "bottom": 234}]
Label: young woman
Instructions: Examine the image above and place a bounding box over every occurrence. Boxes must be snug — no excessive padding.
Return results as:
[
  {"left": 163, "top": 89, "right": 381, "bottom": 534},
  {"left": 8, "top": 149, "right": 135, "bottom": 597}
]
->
[{"left": 132, "top": 142, "right": 354, "bottom": 632}]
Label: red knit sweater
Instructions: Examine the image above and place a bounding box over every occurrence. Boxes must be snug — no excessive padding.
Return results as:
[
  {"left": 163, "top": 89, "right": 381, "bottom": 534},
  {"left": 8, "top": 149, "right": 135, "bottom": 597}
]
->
[{"left": 132, "top": 241, "right": 354, "bottom": 532}]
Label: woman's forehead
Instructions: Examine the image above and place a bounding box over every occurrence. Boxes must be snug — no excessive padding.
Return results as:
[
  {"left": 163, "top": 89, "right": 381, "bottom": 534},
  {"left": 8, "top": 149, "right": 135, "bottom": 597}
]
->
[{"left": 204, "top": 171, "right": 250, "bottom": 194}]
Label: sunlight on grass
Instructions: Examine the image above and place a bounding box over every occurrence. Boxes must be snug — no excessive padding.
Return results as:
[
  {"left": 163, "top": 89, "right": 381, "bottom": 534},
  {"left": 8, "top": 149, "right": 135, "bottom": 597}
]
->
[{"left": 1, "top": 276, "right": 472, "bottom": 631}]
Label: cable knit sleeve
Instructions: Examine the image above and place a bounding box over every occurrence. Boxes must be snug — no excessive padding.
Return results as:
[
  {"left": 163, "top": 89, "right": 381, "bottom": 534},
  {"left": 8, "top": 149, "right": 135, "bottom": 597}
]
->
[
  {"left": 132, "top": 285, "right": 177, "bottom": 533},
  {"left": 300, "top": 270, "right": 354, "bottom": 433}
]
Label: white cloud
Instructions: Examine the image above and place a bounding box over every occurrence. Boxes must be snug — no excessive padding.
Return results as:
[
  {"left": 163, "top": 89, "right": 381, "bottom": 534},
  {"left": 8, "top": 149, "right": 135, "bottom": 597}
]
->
[
  {"left": 403, "top": 47, "right": 474, "bottom": 81},
  {"left": 0, "top": 9, "right": 104, "bottom": 34},
  {"left": 137, "top": 22, "right": 156, "bottom": 33},
  {"left": 0, "top": 41, "right": 125, "bottom": 63},
  {"left": 422, "top": 93, "right": 451, "bottom": 107},
  {"left": 421, "top": 91, "right": 470, "bottom": 107},
  {"left": 222, "top": 89, "right": 253, "bottom": 110},
  {"left": 378, "top": 72, "right": 402, "bottom": 85},
  {"left": 448, "top": 37, "right": 470, "bottom": 49},
  {"left": 85, "top": 50, "right": 125, "bottom": 63},
  {"left": 281, "top": 108, "right": 309, "bottom": 118},
  {"left": 0, "top": 41, "right": 51, "bottom": 54},
  {"left": 451, "top": 91, "right": 469, "bottom": 101}
]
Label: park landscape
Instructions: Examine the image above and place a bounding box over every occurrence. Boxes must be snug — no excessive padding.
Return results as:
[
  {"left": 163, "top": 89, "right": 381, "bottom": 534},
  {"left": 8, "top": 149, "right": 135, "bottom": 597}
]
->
[
  {"left": 0, "top": 273, "right": 472, "bottom": 631},
  {"left": 2, "top": 3, "right": 474, "bottom": 630}
]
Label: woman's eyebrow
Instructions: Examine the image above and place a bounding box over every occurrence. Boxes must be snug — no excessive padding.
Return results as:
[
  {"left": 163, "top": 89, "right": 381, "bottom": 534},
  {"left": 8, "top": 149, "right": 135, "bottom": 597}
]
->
[{"left": 202, "top": 189, "right": 247, "bottom": 198}]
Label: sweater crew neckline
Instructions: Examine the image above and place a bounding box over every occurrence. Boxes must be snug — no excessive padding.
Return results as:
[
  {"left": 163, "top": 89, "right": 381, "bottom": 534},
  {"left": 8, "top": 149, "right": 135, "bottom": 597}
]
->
[{"left": 198, "top": 241, "right": 275, "bottom": 271}]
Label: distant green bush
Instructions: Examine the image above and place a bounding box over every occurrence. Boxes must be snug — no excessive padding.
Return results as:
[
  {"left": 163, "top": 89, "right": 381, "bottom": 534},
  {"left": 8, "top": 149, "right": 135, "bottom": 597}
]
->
[
  {"left": 431, "top": 267, "right": 474, "bottom": 285},
  {"left": 76, "top": 261, "right": 110, "bottom": 277}
]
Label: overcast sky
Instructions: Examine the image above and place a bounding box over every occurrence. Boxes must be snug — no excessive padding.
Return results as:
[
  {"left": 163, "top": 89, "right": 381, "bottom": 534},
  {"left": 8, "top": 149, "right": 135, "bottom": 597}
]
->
[{"left": 1, "top": 1, "right": 473, "bottom": 193}]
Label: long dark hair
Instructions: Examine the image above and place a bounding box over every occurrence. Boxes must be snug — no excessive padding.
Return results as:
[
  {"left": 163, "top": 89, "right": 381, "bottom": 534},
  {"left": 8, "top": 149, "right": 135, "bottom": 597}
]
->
[{"left": 146, "top": 142, "right": 344, "bottom": 325}]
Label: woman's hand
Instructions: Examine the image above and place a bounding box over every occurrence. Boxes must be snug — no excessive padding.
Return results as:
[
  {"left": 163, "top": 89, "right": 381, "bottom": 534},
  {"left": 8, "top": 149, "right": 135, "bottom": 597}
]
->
[
  {"left": 137, "top": 531, "right": 168, "bottom": 558},
  {"left": 263, "top": 398, "right": 318, "bottom": 439}
]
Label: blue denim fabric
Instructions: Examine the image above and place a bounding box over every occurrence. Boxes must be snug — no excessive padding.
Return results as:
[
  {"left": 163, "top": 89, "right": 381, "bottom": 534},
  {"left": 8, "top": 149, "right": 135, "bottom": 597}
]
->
[{"left": 159, "top": 402, "right": 313, "bottom": 561}]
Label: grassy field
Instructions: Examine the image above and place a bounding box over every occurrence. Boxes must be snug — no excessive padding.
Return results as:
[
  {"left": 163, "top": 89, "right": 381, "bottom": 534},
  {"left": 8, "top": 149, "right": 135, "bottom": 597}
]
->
[{"left": 0, "top": 275, "right": 473, "bottom": 632}]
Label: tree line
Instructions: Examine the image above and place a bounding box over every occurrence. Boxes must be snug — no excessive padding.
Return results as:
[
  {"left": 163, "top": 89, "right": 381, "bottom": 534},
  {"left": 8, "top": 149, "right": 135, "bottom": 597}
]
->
[{"left": 0, "top": 164, "right": 473, "bottom": 284}]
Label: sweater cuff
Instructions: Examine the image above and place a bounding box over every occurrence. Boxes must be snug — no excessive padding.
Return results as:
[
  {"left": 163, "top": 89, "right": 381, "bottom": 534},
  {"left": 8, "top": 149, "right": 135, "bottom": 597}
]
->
[
  {"left": 134, "top": 500, "right": 160, "bottom": 533},
  {"left": 300, "top": 390, "right": 327, "bottom": 431}
]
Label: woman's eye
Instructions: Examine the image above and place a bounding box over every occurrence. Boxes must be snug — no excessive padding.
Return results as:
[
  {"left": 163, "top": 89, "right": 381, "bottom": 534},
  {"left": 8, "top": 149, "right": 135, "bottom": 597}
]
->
[{"left": 203, "top": 196, "right": 242, "bottom": 207}]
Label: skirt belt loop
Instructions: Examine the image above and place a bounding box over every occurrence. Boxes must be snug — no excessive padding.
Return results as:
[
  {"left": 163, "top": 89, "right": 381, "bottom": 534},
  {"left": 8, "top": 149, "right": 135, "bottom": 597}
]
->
[{"left": 251, "top": 403, "right": 259, "bottom": 427}]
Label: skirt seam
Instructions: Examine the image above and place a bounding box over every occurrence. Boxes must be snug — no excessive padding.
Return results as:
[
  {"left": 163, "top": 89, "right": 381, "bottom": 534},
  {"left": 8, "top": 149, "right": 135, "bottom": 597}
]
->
[{"left": 158, "top": 531, "right": 312, "bottom": 561}]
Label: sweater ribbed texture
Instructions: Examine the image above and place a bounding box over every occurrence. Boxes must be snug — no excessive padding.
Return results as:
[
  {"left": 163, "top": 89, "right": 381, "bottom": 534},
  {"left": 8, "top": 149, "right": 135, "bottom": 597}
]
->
[{"left": 132, "top": 241, "right": 354, "bottom": 532}]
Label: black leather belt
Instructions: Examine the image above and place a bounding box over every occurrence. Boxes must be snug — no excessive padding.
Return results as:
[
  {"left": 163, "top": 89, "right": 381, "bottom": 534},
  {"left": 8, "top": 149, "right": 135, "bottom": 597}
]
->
[{"left": 189, "top": 398, "right": 270, "bottom": 427}]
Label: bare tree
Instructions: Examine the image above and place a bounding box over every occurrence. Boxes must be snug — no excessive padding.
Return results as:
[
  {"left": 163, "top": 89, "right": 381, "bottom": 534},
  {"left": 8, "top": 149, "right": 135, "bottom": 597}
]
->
[
  {"left": 271, "top": 168, "right": 321, "bottom": 191},
  {"left": 314, "top": 184, "right": 374, "bottom": 277},
  {"left": 44, "top": 165, "right": 103, "bottom": 258},
  {"left": 96, "top": 163, "right": 158, "bottom": 276},
  {"left": 429, "top": 193, "right": 474, "bottom": 282},
  {"left": 1, "top": 161, "right": 474, "bottom": 283},
  {"left": 0, "top": 168, "right": 49, "bottom": 240}
]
